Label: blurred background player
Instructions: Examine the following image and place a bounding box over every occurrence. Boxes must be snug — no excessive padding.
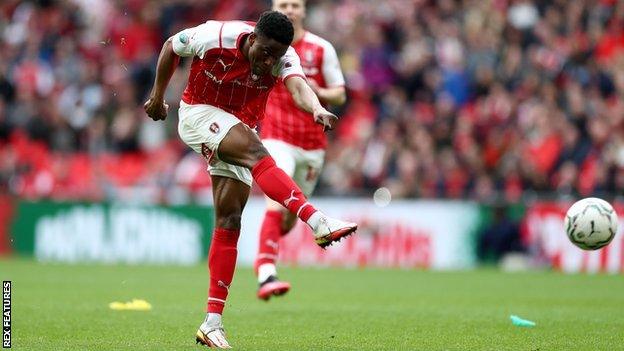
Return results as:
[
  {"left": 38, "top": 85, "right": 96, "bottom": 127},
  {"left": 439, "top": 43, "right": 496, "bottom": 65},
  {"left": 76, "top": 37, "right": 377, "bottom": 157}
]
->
[
  {"left": 254, "top": 0, "right": 347, "bottom": 301},
  {"left": 144, "top": 11, "right": 357, "bottom": 348}
]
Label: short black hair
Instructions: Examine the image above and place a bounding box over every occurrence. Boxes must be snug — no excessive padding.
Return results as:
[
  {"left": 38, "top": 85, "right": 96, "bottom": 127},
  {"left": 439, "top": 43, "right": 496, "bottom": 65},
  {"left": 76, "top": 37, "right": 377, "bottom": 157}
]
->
[{"left": 255, "top": 11, "right": 294, "bottom": 46}]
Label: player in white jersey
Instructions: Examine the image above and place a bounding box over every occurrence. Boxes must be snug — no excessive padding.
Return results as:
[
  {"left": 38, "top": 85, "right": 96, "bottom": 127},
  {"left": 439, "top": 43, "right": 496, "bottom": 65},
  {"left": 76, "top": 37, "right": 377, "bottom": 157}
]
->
[{"left": 255, "top": 0, "right": 348, "bottom": 300}]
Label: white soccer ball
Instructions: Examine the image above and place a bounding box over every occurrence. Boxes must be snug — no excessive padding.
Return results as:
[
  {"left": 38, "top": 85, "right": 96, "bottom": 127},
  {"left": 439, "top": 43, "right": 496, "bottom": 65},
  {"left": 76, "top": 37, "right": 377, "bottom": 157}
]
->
[{"left": 564, "top": 197, "right": 618, "bottom": 250}]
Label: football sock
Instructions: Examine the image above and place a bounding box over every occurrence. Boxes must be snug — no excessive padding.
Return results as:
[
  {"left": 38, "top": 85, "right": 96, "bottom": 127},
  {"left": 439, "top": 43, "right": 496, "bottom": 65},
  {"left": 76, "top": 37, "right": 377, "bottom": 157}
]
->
[
  {"left": 206, "top": 227, "right": 240, "bottom": 314},
  {"left": 254, "top": 210, "right": 285, "bottom": 278},
  {"left": 252, "top": 156, "right": 317, "bottom": 222}
]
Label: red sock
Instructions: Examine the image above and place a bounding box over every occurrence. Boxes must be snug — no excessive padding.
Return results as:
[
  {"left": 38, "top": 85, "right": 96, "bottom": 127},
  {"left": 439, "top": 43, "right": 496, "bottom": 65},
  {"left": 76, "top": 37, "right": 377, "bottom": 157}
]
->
[
  {"left": 254, "top": 210, "right": 285, "bottom": 274},
  {"left": 252, "top": 156, "right": 317, "bottom": 222},
  {"left": 206, "top": 227, "right": 240, "bottom": 314}
]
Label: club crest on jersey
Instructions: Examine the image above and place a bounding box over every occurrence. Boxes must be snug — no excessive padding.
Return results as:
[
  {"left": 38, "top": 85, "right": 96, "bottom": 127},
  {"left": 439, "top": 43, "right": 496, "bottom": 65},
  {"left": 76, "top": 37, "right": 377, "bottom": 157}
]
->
[{"left": 209, "top": 122, "right": 220, "bottom": 134}]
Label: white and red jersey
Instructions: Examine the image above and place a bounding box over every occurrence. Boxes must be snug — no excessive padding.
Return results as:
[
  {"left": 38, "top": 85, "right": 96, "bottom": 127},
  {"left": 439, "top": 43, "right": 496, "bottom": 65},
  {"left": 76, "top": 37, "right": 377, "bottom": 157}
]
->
[
  {"left": 261, "top": 31, "right": 345, "bottom": 150},
  {"left": 171, "top": 20, "right": 305, "bottom": 128}
]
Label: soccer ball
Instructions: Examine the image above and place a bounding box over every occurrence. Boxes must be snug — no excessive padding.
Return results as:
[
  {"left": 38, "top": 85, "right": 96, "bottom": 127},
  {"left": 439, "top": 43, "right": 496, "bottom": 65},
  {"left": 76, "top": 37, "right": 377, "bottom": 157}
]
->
[{"left": 564, "top": 198, "right": 618, "bottom": 250}]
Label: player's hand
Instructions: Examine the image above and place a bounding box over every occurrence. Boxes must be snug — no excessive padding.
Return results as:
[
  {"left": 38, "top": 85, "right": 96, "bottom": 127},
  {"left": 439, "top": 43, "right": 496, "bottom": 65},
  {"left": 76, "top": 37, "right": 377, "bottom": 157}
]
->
[
  {"left": 143, "top": 96, "right": 169, "bottom": 121},
  {"left": 314, "top": 110, "right": 338, "bottom": 131}
]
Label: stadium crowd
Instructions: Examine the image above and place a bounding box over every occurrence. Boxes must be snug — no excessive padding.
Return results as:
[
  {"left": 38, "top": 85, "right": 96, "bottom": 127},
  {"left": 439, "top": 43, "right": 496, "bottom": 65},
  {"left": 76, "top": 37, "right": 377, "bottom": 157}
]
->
[{"left": 0, "top": 0, "right": 623, "bottom": 203}]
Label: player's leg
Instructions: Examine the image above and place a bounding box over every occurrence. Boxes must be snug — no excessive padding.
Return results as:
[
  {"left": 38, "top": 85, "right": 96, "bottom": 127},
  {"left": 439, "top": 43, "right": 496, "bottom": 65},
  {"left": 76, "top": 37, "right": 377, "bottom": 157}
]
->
[
  {"left": 255, "top": 143, "right": 325, "bottom": 300},
  {"left": 254, "top": 140, "right": 296, "bottom": 300},
  {"left": 217, "top": 124, "right": 357, "bottom": 248},
  {"left": 197, "top": 175, "right": 249, "bottom": 349},
  {"left": 207, "top": 175, "right": 249, "bottom": 314},
  {"left": 177, "top": 103, "right": 246, "bottom": 349},
  {"left": 287, "top": 146, "right": 325, "bottom": 232},
  {"left": 269, "top": 146, "right": 326, "bottom": 238}
]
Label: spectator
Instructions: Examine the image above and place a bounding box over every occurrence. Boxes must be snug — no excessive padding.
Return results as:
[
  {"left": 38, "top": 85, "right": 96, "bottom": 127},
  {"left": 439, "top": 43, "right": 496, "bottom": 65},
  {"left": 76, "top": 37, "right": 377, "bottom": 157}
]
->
[{"left": 0, "top": 0, "right": 622, "bottom": 202}]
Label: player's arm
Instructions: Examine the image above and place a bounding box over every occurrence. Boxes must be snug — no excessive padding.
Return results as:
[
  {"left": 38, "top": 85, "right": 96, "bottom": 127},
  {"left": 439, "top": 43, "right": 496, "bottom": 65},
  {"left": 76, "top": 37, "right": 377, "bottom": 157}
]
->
[
  {"left": 285, "top": 76, "right": 338, "bottom": 131},
  {"left": 144, "top": 22, "right": 217, "bottom": 121},
  {"left": 308, "top": 82, "right": 346, "bottom": 106},
  {"left": 309, "top": 42, "right": 346, "bottom": 106},
  {"left": 279, "top": 47, "right": 338, "bottom": 131},
  {"left": 144, "top": 38, "right": 179, "bottom": 121}
]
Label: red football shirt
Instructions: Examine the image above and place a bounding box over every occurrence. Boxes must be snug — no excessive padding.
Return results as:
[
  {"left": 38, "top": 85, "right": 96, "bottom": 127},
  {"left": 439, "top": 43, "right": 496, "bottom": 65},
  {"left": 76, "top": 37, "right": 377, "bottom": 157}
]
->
[
  {"left": 172, "top": 20, "right": 305, "bottom": 128},
  {"left": 261, "top": 31, "right": 345, "bottom": 150}
]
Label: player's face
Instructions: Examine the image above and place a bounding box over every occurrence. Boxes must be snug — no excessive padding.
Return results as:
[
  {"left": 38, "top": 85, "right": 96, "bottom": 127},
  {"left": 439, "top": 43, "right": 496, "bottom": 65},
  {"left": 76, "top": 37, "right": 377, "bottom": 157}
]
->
[
  {"left": 273, "top": 0, "right": 305, "bottom": 27},
  {"left": 248, "top": 33, "right": 289, "bottom": 76}
]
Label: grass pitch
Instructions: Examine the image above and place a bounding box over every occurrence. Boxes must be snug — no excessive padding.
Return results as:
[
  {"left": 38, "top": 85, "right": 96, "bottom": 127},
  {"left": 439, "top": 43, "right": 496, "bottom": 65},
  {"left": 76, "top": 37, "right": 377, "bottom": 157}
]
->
[{"left": 3, "top": 258, "right": 624, "bottom": 350}]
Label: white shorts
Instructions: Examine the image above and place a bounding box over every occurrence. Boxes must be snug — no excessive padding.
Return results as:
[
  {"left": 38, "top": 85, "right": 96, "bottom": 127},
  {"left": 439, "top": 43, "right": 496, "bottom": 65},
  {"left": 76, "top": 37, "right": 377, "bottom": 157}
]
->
[
  {"left": 178, "top": 101, "right": 253, "bottom": 187},
  {"left": 262, "top": 139, "right": 325, "bottom": 196}
]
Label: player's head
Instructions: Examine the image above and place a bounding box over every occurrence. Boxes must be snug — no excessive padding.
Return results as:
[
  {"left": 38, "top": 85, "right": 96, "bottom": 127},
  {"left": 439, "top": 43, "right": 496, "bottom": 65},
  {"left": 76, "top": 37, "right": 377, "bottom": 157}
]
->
[
  {"left": 248, "top": 11, "right": 294, "bottom": 76},
  {"left": 272, "top": 0, "right": 306, "bottom": 28}
]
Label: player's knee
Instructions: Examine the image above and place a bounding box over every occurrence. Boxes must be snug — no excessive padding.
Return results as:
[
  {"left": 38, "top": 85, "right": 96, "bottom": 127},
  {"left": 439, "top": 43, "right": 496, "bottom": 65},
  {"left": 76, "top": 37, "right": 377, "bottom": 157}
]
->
[
  {"left": 216, "top": 213, "right": 242, "bottom": 230},
  {"left": 249, "top": 141, "right": 270, "bottom": 163}
]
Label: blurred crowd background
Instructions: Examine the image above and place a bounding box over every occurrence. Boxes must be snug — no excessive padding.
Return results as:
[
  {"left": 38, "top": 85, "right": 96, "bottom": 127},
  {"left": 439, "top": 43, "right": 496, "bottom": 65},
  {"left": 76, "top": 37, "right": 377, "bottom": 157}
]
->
[{"left": 0, "top": 0, "right": 623, "bottom": 204}]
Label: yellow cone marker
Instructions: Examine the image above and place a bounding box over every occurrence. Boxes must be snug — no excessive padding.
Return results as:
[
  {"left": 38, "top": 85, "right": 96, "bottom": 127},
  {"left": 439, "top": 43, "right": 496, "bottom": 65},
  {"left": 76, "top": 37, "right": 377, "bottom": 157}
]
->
[{"left": 109, "top": 299, "right": 152, "bottom": 311}]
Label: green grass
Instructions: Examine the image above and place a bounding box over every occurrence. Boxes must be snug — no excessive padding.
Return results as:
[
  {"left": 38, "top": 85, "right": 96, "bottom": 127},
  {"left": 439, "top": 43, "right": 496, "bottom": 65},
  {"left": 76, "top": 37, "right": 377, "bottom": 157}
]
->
[{"left": 3, "top": 258, "right": 624, "bottom": 350}]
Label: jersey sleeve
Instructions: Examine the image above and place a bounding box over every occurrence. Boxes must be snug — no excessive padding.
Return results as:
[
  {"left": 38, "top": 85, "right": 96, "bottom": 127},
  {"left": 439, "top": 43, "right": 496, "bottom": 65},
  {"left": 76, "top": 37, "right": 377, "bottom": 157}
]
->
[
  {"left": 274, "top": 46, "right": 306, "bottom": 81},
  {"left": 171, "top": 21, "right": 221, "bottom": 59},
  {"left": 321, "top": 43, "right": 345, "bottom": 87}
]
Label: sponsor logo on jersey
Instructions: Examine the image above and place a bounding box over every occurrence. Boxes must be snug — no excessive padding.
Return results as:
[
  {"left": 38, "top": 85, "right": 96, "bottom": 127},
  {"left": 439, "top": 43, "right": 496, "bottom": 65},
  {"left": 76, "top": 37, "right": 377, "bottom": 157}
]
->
[{"left": 204, "top": 71, "right": 223, "bottom": 84}]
